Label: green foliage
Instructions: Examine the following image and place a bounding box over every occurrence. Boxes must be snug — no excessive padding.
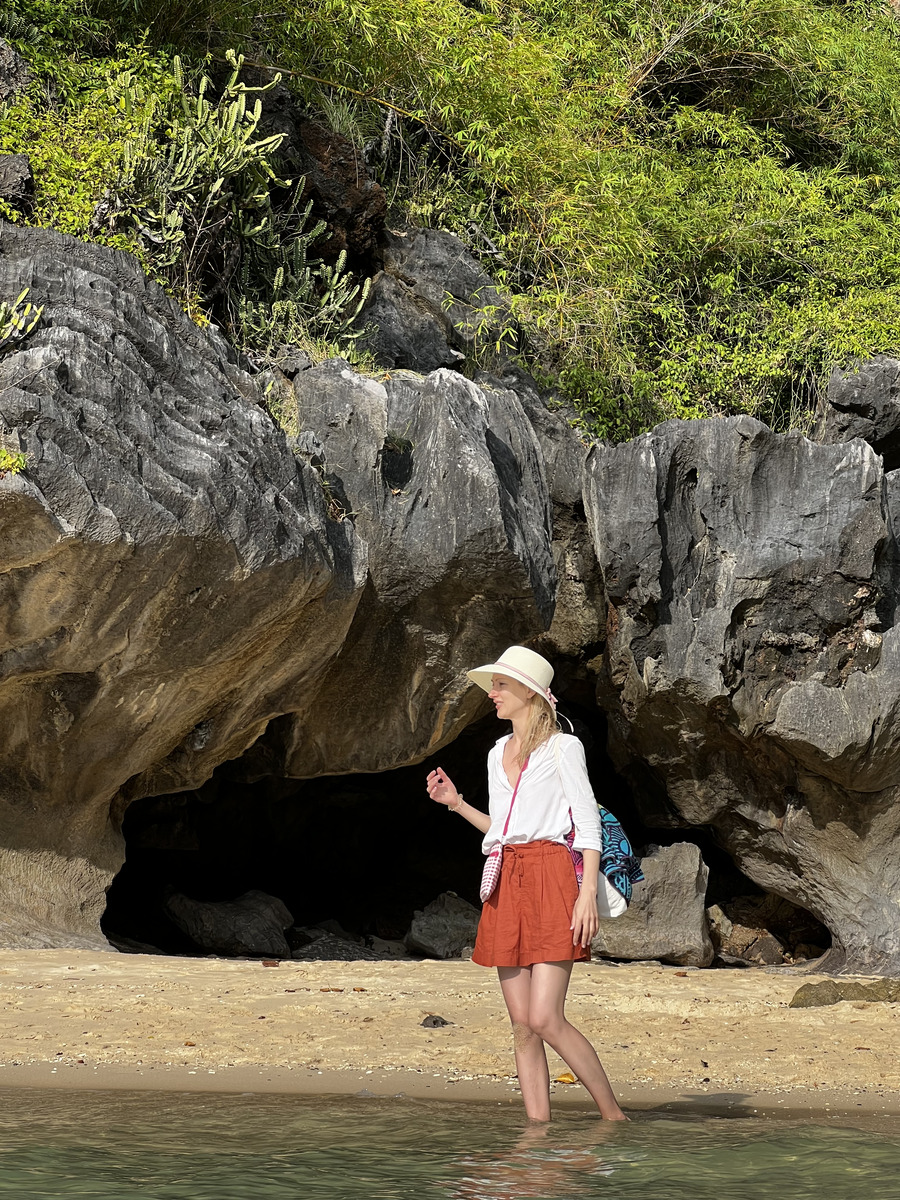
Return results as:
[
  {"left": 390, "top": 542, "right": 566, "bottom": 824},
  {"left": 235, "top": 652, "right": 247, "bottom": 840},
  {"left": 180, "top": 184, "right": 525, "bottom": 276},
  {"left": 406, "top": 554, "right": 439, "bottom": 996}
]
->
[
  {"left": 106, "top": 51, "right": 370, "bottom": 349},
  {"left": 0, "top": 288, "right": 43, "bottom": 354},
  {"left": 5, "top": 0, "right": 900, "bottom": 437},
  {"left": 0, "top": 14, "right": 371, "bottom": 366},
  {"left": 234, "top": 240, "right": 373, "bottom": 361},
  {"left": 88, "top": 0, "right": 256, "bottom": 49},
  {"left": 248, "top": 0, "right": 900, "bottom": 437},
  {"left": 0, "top": 12, "right": 42, "bottom": 43},
  {"left": 107, "top": 51, "right": 292, "bottom": 312},
  {"left": 0, "top": 41, "right": 177, "bottom": 239},
  {"left": 0, "top": 447, "right": 28, "bottom": 476}
]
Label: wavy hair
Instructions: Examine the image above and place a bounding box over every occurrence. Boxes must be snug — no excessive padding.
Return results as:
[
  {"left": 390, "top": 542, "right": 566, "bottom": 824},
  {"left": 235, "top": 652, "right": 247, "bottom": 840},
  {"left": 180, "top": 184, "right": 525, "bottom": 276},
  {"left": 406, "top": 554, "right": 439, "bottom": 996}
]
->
[{"left": 516, "top": 693, "right": 560, "bottom": 765}]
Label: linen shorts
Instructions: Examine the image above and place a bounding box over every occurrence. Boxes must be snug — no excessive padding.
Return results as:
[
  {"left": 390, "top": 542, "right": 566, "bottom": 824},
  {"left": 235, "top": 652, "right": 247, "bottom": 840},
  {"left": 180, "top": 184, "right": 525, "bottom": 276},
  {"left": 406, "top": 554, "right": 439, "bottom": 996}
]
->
[{"left": 471, "top": 840, "right": 590, "bottom": 968}]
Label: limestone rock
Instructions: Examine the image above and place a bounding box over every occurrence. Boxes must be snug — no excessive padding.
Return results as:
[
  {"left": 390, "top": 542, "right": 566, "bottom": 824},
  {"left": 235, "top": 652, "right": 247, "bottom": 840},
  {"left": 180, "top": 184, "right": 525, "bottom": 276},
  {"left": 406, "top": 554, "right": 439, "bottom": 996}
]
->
[
  {"left": 0, "top": 222, "right": 561, "bottom": 947},
  {"left": 0, "top": 221, "right": 366, "bottom": 943},
  {"left": 268, "top": 356, "right": 556, "bottom": 776},
  {"left": 0, "top": 40, "right": 32, "bottom": 104},
  {"left": 818, "top": 356, "right": 900, "bottom": 469},
  {"left": 505, "top": 372, "right": 604, "bottom": 659},
  {"left": 290, "top": 928, "right": 383, "bottom": 961},
  {"left": 710, "top": 892, "right": 824, "bottom": 963},
  {"left": 360, "top": 228, "right": 518, "bottom": 373},
  {"left": 585, "top": 416, "right": 900, "bottom": 974},
  {"left": 789, "top": 978, "right": 900, "bottom": 1007},
  {"left": 243, "top": 66, "right": 386, "bottom": 264},
  {"left": 165, "top": 889, "right": 293, "bottom": 957},
  {"left": 741, "top": 933, "right": 785, "bottom": 965},
  {"left": 406, "top": 891, "right": 481, "bottom": 959},
  {"left": 705, "top": 904, "right": 733, "bottom": 948},
  {"left": 0, "top": 154, "right": 33, "bottom": 215},
  {"left": 293, "top": 120, "right": 386, "bottom": 261},
  {"left": 591, "top": 843, "right": 714, "bottom": 968}
]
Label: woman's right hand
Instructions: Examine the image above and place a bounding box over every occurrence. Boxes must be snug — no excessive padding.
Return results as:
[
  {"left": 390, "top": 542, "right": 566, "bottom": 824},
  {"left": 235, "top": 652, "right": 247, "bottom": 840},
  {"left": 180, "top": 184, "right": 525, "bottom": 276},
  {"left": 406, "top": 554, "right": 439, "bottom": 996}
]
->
[{"left": 426, "top": 767, "right": 460, "bottom": 809}]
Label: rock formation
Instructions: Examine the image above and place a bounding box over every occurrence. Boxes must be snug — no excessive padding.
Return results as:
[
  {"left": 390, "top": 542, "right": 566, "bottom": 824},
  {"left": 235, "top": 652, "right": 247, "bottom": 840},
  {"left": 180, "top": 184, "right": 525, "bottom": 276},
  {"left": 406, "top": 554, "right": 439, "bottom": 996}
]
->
[
  {"left": 0, "top": 220, "right": 555, "bottom": 945},
  {"left": 591, "top": 843, "right": 714, "bottom": 967},
  {"left": 0, "top": 221, "right": 366, "bottom": 943},
  {"left": 406, "top": 891, "right": 481, "bottom": 960},
  {"left": 359, "top": 228, "right": 518, "bottom": 373},
  {"left": 819, "top": 355, "right": 900, "bottom": 470},
  {"left": 585, "top": 416, "right": 900, "bottom": 974},
  {"left": 0, "top": 39, "right": 31, "bottom": 104},
  {"left": 0, "top": 153, "right": 33, "bottom": 217},
  {"left": 4, "top": 211, "right": 900, "bottom": 973},
  {"left": 165, "top": 888, "right": 293, "bottom": 958}
]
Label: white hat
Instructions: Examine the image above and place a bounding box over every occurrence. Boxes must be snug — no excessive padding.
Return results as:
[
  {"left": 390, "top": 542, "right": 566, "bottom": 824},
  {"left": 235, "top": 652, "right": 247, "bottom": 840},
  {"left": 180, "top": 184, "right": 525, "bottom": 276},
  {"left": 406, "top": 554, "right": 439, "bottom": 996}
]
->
[{"left": 466, "top": 645, "right": 556, "bottom": 709}]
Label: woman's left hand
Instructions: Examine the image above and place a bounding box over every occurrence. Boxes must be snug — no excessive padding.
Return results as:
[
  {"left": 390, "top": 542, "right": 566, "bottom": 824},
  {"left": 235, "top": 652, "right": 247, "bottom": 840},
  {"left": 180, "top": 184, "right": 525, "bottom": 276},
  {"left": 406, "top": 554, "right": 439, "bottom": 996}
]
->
[{"left": 570, "top": 891, "right": 599, "bottom": 947}]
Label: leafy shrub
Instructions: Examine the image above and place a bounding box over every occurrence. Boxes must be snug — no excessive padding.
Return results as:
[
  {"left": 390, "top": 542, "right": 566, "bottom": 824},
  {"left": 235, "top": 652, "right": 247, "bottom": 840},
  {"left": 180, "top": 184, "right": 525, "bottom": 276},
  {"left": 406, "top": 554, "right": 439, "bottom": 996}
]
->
[
  {"left": 0, "top": 16, "right": 371, "bottom": 368},
  {"left": 5, "top": 0, "right": 900, "bottom": 438},
  {"left": 107, "top": 52, "right": 369, "bottom": 348},
  {"left": 250, "top": 0, "right": 900, "bottom": 435}
]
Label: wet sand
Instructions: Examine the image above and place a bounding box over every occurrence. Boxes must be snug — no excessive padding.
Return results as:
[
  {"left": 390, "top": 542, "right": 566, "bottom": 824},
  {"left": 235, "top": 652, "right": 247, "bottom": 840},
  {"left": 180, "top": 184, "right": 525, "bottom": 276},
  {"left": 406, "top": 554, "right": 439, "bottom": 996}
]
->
[{"left": 2, "top": 949, "right": 898, "bottom": 1120}]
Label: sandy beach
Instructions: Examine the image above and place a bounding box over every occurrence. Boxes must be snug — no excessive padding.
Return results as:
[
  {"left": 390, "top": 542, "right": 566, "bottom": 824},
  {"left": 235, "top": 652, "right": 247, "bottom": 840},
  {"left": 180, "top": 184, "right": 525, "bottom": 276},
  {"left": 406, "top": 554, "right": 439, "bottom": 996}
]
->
[{"left": 2, "top": 949, "right": 898, "bottom": 1121}]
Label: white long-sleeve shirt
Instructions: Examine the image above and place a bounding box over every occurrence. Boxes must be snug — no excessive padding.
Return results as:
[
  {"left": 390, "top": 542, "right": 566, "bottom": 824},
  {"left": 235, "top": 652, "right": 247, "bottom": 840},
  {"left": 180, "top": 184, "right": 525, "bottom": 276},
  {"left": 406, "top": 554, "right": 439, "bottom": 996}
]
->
[{"left": 481, "top": 732, "right": 603, "bottom": 856}]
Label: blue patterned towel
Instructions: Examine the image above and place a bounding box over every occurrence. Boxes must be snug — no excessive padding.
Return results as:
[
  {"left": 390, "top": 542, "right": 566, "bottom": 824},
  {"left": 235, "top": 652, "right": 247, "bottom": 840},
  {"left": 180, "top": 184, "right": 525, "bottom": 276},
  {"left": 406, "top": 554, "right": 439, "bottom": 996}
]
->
[{"left": 599, "top": 805, "right": 644, "bottom": 903}]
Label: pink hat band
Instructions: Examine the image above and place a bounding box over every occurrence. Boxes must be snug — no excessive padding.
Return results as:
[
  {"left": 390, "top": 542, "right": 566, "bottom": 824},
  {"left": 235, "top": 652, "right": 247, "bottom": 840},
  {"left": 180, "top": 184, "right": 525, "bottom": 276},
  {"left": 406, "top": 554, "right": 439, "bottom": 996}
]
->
[{"left": 492, "top": 661, "right": 557, "bottom": 708}]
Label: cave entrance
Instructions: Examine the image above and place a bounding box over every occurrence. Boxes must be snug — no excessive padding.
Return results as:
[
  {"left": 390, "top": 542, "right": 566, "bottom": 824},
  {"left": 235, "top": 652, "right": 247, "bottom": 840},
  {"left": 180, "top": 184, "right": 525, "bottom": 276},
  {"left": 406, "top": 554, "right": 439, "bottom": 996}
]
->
[
  {"left": 102, "top": 705, "right": 638, "bottom": 957},
  {"left": 101, "top": 707, "right": 830, "bottom": 963}
]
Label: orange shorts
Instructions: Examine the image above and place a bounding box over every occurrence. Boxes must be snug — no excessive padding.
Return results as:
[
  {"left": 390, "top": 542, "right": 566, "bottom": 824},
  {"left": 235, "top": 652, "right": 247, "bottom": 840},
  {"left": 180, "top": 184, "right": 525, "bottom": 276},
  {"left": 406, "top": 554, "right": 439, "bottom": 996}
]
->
[{"left": 471, "top": 840, "right": 590, "bottom": 968}]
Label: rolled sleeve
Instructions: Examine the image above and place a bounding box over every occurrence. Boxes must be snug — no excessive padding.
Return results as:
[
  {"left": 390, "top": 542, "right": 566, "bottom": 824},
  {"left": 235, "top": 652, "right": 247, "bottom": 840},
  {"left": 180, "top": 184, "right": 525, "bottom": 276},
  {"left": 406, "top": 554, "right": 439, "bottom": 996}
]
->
[{"left": 557, "top": 735, "right": 603, "bottom": 853}]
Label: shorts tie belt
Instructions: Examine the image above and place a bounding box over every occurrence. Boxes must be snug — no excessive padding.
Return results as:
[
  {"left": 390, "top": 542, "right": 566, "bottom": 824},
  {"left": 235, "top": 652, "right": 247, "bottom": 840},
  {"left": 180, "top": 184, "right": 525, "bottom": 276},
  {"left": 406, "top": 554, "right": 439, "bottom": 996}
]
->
[{"left": 472, "top": 840, "right": 590, "bottom": 969}]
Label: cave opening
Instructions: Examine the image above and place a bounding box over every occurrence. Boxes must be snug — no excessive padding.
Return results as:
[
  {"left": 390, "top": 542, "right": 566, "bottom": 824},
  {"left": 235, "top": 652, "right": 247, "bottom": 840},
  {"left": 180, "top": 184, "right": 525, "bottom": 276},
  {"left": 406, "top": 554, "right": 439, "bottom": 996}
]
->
[{"left": 101, "top": 705, "right": 830, "bottom": 963}]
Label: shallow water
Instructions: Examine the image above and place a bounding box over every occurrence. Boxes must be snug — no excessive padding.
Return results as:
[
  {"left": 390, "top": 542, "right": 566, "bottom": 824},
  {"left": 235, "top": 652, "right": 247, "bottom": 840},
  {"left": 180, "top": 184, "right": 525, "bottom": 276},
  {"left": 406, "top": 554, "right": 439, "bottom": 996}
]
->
[{"left": 0, "top": 1088, "right": 898, "bottom": 1200}]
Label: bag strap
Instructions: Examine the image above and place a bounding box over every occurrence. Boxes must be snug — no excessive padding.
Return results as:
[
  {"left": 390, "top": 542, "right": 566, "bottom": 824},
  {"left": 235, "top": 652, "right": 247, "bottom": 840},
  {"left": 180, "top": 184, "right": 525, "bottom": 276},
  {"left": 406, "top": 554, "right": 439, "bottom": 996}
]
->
[
  {"left": 554, "top": 729, "right": 588, "bottom": 854},
  {"left": 499, "top": 753, "right": 529, "bottom": 840}
]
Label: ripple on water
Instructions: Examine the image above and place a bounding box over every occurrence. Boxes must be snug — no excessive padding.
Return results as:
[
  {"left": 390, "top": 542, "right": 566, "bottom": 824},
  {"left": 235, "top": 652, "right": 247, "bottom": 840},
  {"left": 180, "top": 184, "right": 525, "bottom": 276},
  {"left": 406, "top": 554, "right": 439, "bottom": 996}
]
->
[{"left": 0, "top": 1088, "right": 897, "bottom": 1200}]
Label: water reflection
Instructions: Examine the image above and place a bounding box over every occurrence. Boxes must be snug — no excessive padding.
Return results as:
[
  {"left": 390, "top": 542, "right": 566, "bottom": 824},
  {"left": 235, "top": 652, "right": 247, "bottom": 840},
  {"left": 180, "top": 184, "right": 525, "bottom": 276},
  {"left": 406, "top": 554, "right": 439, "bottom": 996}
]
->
[
  {"left": 448, "top": 1121, "right": 615, "bottom": 1199},
  {"left": 0, "top": 1087, "right": 897, "bottom": 1200}
]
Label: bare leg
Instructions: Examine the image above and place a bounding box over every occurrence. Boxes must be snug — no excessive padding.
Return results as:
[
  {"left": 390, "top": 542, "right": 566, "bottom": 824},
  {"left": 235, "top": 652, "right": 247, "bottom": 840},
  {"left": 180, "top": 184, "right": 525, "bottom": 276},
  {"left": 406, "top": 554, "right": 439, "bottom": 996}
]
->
[
  {"left": 527, "top": 960, "right": 627, "bottom": 1120},
  {"left": 498, "top": 966, "right": 552, "bottom": 1121}
]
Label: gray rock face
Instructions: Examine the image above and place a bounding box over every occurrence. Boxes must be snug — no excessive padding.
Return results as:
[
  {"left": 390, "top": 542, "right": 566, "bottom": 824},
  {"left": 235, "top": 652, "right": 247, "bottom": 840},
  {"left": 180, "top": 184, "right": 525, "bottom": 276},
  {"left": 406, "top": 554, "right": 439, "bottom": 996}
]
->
[
  {"left": 165, "top": 889, "right": 293, "bottom": 957},
  {"left": 591, "top": 843, "right": 714, "bottom": 967},
  {"left": 406, "top": 891, "right": 481, "bottom": 959},
  {"left": 0, "top": 221, "right": 365, "bottom": 940},
  {"left": 360, "top": 229, "right": 517, "bottom": 373},
  {"left": 271, "top": 356, "right": 556, "bottom": 776},
  {"left": 819, "top": 356, "right": 900, "bottom": 469},
  {"left": 291, "top": 930, "right": 383, "bottom": 961},
  {"left": 585, "top": 416, "right": 900, "bottom": 974},
  {"left": 0, "top": 154, "right": 33, "bottom": 215},
  {"left": 0, "top": 221, "right": 560, "bottom": 945},
  {"left": 0, "top": 40, "right": 32, "bottom": 104}
]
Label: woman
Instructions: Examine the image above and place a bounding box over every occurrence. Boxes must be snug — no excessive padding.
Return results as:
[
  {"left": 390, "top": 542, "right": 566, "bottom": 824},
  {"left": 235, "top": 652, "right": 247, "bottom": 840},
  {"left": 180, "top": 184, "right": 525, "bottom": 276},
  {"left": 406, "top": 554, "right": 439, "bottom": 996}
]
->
[{"left": 426, "top": 645, "right": 627, "bottom": 1122}]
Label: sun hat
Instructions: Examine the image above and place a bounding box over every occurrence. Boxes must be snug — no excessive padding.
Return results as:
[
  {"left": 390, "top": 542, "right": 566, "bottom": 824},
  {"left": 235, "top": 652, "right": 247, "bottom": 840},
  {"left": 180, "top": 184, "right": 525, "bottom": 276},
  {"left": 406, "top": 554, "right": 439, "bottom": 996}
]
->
[{"left": 466, "top": 645, "right": 556, "bottom": 709}]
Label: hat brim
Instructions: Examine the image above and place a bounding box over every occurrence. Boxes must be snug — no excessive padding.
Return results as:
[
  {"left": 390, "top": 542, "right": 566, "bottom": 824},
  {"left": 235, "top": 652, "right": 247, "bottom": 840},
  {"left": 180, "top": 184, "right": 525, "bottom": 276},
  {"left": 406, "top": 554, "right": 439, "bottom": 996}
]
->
[{"left": 466, "top": 663, "right": 554, "bottom": 708}]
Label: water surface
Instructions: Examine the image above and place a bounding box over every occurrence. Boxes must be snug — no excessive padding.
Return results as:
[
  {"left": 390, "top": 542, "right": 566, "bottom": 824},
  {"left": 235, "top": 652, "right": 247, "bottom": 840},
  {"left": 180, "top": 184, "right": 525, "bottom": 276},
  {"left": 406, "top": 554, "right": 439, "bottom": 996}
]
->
[{"left": 0, "top": 1087, "right": 897, "bottom": 1200}]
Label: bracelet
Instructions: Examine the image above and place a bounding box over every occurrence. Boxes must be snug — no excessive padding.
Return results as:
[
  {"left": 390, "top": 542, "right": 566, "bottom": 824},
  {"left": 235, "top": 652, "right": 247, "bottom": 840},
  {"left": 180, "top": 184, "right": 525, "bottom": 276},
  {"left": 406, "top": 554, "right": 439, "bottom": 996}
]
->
[{"left": 449, "top": 795, "right": 464, "bottom": 813}]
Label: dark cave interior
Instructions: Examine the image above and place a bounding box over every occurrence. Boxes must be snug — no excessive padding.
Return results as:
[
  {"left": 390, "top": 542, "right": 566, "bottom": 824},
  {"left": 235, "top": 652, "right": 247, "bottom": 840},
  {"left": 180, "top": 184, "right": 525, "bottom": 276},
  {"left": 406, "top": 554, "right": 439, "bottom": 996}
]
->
[{"left": 101, "top": 706, "right": 830, "bottom": 960}]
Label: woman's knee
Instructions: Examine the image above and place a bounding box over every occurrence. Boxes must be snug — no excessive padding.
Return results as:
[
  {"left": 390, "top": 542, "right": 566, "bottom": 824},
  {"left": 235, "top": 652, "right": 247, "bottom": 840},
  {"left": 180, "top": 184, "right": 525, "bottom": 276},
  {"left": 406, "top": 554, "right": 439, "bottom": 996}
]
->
[
  {"left": 511, "top": 1020, "right": 541, "bottom": 1048},
  {"left": 528, "top": 1010, "right": 566, "bottom": 1042}
]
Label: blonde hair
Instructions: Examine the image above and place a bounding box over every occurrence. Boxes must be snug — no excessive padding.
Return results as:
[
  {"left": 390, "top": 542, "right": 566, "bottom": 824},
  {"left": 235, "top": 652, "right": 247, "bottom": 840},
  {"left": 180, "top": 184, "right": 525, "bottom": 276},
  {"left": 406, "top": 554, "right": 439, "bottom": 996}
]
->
[{"left": 517, "top": 694, "right": 560, "bottom": 765}]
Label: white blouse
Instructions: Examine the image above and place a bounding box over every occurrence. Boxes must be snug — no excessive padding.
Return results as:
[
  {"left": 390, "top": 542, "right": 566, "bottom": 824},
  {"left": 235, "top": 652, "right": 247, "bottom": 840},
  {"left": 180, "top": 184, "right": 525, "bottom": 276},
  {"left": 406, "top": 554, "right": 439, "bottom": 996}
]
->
[{"left": 481, "top": 732, "right": 603, "bottom": 856}]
